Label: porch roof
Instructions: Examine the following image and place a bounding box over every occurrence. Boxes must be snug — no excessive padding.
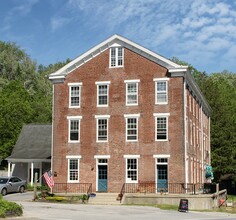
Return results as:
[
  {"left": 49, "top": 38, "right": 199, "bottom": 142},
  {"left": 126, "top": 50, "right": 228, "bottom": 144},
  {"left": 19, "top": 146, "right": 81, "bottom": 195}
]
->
[{"left": 7, "top": 124, "right": 52, "bottom": 162}]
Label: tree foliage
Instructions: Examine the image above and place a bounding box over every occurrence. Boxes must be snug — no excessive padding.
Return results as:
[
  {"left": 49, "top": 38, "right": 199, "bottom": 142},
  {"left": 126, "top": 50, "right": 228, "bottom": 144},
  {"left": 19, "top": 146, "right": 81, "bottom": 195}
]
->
[
  {"left": 201, "top": 72, "right": 236, "bottom": 180},
  {"left": 0, "top": 41, "right": 69, "bottom": 161}
]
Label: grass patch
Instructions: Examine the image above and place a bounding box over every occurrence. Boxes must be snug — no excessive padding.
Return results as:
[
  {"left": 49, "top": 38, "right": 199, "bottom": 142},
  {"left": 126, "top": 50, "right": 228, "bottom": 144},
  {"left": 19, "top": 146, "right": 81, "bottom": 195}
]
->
[
  {"left": 155, "top": 204, "right": 179, "bottom": 210},
  {"left": 0, "top": 195, "right": 23, "bottom": 218},
  {"left": 36, "top": 193, "right": 89, "bottom": 204},
  {"left": 227, "top": 194, "right": 236, "bottom": 202}
]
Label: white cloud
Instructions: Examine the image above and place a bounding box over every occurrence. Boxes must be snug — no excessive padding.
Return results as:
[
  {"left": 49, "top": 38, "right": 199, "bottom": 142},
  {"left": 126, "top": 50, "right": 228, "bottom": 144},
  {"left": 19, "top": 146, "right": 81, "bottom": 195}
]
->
[
  {"left": 2, "top": 0, "right": 39, "bottom": 31},
  {"left": 51, "top": 17, "right": 72, "bottom": 32},
  {"left": 49, "top": 0, "right": 236, "bottom": 72}
]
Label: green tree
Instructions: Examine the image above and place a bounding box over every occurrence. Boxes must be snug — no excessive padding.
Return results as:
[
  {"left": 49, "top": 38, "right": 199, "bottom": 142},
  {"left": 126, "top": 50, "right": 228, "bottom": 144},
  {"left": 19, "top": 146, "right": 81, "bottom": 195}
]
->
[
  {"left": 201, "top": 73, "right": 236, "bottom": 181},
  {"left": 0, "top": 81, "right": 34, "bottom": 159}
]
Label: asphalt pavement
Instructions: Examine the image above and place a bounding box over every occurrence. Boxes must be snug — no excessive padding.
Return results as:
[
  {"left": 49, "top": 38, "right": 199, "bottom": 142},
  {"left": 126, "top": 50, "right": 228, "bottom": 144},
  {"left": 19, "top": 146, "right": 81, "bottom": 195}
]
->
[{"left": 3, "top": 192, "right": 236, "bottom": 220}]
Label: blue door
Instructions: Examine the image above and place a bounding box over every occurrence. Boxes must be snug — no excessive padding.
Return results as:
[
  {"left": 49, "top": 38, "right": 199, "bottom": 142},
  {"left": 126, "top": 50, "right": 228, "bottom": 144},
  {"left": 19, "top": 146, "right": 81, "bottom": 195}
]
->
[
  {"left": 98, "top": 165, "right": 107, "bottom": 192},
  {"left": 157, "top": 165, "right": 168, "bottom": 192}
]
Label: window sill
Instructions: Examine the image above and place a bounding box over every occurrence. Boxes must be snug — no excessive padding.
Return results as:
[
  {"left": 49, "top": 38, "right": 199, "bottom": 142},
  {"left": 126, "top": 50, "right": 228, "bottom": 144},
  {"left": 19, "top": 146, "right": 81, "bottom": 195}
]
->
[
  {"left": 96, "top": 140, "right": 108, "bottom": 143},
  {"left": 109, "top": 65, "right": 124, "bottom": 68},
  {"left": 155, "top": 140, "right": 168, "bottom": 142},
  {"left": 97, "top": 105, "right": 108, "bottom": 108},
  {"left": 155, "top": 102, "right": 168, "bottom": 105},
  {"left": 69, "top": 106, "right": 81, "bottom": 108},
  {"left": 126, "top": 104, "right": 138, "bottom": 106}
]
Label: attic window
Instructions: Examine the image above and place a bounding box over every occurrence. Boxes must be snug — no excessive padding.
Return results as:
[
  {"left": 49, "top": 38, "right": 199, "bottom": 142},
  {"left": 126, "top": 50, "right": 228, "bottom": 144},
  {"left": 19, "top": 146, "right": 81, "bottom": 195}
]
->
[{"left": 110, "top": 47, "right": 123, "bottom": 68}]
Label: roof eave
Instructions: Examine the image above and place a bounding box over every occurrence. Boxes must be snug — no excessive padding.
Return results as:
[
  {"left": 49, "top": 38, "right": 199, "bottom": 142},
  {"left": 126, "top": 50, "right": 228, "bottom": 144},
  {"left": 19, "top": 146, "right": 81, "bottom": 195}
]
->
[{"left": 48, "top": 34, "right": 183, "bottom": 83}]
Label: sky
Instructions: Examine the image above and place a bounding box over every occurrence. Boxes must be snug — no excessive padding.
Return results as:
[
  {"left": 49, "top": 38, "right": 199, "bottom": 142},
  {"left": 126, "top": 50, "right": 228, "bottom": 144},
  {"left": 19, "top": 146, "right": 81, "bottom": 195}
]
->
[{"left": 0, "top": 0, "right": 236, "bottom": 74}]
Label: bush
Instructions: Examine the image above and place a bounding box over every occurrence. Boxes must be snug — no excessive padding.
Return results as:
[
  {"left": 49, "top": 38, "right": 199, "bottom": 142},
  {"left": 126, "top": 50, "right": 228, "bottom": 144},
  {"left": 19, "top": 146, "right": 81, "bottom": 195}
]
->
[
  {"left": 0, "top": 195, "right": 23, "bottom": 218},
  {"left": 27, "top": 184, "right": 49, "bottom": 191},
  {"left": 45, "top": 196, "right": 67, "bottom": 202}
]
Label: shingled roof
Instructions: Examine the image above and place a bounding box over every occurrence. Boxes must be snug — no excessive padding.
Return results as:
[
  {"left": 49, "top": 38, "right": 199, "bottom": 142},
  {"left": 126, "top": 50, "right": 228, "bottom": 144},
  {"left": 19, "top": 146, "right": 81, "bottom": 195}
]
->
[{"left": 7, "top": 124, "right": 52, "bottom": 162}]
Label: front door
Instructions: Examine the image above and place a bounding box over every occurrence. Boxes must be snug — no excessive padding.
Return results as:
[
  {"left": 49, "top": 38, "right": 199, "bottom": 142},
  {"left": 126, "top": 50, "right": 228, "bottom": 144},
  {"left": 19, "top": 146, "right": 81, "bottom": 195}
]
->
[
  {"left": 98, "top": 165, "right": 107, "bottom": 192},
  {"left": 157, "top": 164, "right": 168, "bottom": 192}
]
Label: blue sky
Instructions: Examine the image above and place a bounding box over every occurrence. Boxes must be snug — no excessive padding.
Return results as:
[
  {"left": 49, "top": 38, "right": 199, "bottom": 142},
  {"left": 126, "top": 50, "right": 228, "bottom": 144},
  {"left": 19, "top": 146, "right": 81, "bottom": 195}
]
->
[{"left": 1, "top": 0, "right": 236, "bottom": 74}]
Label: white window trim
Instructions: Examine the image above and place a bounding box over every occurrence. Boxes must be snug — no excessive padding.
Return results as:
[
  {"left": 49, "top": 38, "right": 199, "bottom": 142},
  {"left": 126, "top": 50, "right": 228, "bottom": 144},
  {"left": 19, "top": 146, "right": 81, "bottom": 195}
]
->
[
  {"left": 153, "top": 154, "right": 170, "bottom": 158},
  {"left": 95, "top": 115, "right": 110, "bottom": 142},
  {"left": 153, "top": 78, "right": 169, "bottom": 105},
  {"left": 124, "top": 155, "right": 140, "bottom": 159},
  {"left": 153, "top": 113, "right": 169, "bottom": 141},
  {"left": 96, "top": 82, "right": 110, "bottom": 107},
  {"left": 109, "top": 47, "right": 124, "bottom": 68},
  {"left": 67, "top": 116, "right": 82, "bottom": 143},
  {"left": 68, "top": 82, "right": 82, "bottom": 108},
  {"left": 66, "top": 156, "right": 81, "bottom": 183},
  {"left": 94, "top": 155, "right": 110, "bottom": 159},
  {"left": 124, "top": 156, "right": 140, "bottom": 183},
  {"left": 124, "top": 114, "right": 140, "bottom": 142},
  {"left": 125, "top": 80, "right": 140, "bottom": 106}
]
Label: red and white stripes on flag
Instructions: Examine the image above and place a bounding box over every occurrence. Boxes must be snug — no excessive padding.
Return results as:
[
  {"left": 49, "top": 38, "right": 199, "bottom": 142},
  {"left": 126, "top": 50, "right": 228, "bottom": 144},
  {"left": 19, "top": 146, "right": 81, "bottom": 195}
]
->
[{"left": 43, "top": 170, "right": 54, "bottom": 188}]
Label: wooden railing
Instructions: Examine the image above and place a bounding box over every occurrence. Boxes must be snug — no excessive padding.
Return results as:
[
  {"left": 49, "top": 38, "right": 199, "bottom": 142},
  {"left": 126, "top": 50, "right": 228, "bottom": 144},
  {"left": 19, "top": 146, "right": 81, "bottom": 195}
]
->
[{"left": 118, "top": 182, "right": 208, "bottom": 202}]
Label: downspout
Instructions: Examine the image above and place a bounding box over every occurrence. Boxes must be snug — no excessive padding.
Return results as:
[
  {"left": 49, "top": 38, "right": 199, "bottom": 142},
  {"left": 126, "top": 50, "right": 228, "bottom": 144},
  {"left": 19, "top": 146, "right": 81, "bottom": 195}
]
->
[
  {"left": 183, "top": 77, "right": 188, "bottom": 191},
  {"left": 50, "top": 84, "right": 54, "bottom": 190},
  {"left": 201, "top": 106, "right": 204, "bottom": 184},
  {"left": 208, "top": 117, "right": 211, "bottom": 165}
]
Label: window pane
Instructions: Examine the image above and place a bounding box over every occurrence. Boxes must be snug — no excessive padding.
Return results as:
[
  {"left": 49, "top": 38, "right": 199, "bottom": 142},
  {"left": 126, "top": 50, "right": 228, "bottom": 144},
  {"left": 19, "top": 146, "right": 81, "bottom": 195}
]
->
[
  {"left": 117, "top": 48, "right": 123, "bottom": 66},
  {"left": 110, "top": 47, "right": 123, "bottom": 67},
  {"left": 127, "top": 159, "right": 137, "bottom": 181},
  {"left": 98, "top": 85, "right": 108, "bottom": 105},
  {"left": 127, "top": 83, "right": 137, "bottom": 104},
  {"left": 156, "top": 81, "right": 167, "bottom": 103},
  {"left": 157, "top": 117, "right": 167, "bottom": 140},
  {"left": 70, "top": 120, "right": 79, "bottom": 141},
  {"left": 70, "top": 86, "right": 80, "bottom": 106},
  {"left": 69, "top": 159, "right": 78, "bottom": 181},
  {"left": 111, "top": 48, "right": 116, "bottom": 67},
  {"left": 127, "top": 118, "right": 137, "bottom": 140},
  {"left": 98, "top": 119, "right": 108, "bottom": 141}
]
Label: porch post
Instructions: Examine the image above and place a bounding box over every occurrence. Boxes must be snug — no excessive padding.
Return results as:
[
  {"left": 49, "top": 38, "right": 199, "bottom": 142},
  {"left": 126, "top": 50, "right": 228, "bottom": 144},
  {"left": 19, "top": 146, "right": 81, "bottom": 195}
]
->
[
  {"left": 7, "top": 162, "right": 11, "bottom": 177},
  {"left": 30, "top": 162, "right": 34, "bottom": 186}
]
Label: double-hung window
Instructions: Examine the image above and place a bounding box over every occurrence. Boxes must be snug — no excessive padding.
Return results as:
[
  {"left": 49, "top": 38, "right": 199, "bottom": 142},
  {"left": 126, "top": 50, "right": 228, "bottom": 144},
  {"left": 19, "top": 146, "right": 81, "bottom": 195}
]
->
[
  {"left": 66, "top": 156, "right": 81, "bottom": 183},
  {"left": 153, "top": 113, "right": 170, "bottom": 141},
  {"left": 154, "top": 78, "right": 169, "bottom": 104},
  {"left": 68, "top": 83, "right": 82, "bottom": 108},
  {"left": 124, "top": 155, "right": 140, "bottom": 183},
  {"left": 124, "top": 79, "right": 140, "bottom": 106},
  {"left": 124, "top": 114, "right": 140, "bottom": 142},
  {"left": 96, "top": 81, "right": 110, "bottom": 107},
  {"left": 110, "top": 47, "right": 123, "bottom": 67},
  {"left": 67, "top": 116, "right": 82, "bottom": 142},
  {"left": 95, "top": 115, "right": 110, "bottom": 142}
]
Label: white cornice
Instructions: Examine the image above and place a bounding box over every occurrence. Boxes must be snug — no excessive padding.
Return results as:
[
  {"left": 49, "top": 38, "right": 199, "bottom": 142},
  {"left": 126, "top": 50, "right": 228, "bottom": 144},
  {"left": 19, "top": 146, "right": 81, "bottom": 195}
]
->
[{"left": 49, "top": 34, "right": 183, "bottom": 81}]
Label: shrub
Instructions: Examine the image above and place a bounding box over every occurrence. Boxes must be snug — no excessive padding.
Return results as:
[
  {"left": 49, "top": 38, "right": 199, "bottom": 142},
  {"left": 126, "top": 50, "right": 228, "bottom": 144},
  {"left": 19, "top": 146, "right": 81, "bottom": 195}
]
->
[
  {"left": 0, "top": 196, "right": 23, "bottom": 218},
  {"left": 45, "top": 196, "right": 67, "bottom": 202}
]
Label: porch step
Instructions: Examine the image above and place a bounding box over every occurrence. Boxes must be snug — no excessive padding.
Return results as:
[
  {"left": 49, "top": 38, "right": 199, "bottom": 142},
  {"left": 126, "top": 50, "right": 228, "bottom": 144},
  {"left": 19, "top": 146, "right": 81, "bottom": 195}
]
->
[{"left": 88, "top": 193, "right": 121, "bottom": 205}]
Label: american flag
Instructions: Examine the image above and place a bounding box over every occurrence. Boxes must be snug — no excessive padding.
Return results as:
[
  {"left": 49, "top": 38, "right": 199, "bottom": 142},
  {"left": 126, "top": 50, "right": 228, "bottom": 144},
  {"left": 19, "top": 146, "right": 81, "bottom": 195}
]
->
[{"left": 43, "top": 170, "right": 54, "bottom": 188}]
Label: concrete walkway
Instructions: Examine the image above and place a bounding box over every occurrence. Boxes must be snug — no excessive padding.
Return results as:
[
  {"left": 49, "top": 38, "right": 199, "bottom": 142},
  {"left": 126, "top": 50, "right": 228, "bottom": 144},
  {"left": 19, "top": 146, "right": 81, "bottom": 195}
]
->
[
  {"left": 4, "top": 192, "right": 236, "bottom": 220},
  {"left": 88, "top": 193, "right": 120, "bottom": 205}
]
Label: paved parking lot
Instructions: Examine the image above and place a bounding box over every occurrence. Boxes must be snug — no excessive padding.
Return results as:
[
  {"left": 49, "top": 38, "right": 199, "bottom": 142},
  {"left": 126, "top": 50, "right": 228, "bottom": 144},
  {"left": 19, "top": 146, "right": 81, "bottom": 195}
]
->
[{"left": 4, "top": 192, "right": 236, "bottom": 220}]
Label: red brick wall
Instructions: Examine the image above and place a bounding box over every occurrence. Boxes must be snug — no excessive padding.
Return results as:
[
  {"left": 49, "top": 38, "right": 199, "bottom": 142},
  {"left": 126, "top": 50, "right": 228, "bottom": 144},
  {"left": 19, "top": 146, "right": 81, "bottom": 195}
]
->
[{"left": 52, "top": 48, "right": 186, "bottom": 192}]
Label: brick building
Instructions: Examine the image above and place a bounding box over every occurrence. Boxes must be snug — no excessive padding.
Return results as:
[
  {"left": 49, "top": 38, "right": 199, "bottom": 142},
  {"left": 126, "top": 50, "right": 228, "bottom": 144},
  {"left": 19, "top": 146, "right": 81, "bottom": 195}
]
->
[{"left": 49, "top": 34, "right": 211, "bottom": 193}]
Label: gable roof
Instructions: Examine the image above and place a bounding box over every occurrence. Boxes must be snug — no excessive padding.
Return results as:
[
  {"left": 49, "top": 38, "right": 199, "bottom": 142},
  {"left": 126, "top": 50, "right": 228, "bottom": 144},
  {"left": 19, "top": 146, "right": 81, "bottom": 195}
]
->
[
  {"left": 7, "top": 124, "right": 51, "bottom": 162},
  {"left": 49, "top": 34, "right": 187, "bottom": 82},
  {"left": 48, "top": 34, "right": 210, "bottom": 116}
]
